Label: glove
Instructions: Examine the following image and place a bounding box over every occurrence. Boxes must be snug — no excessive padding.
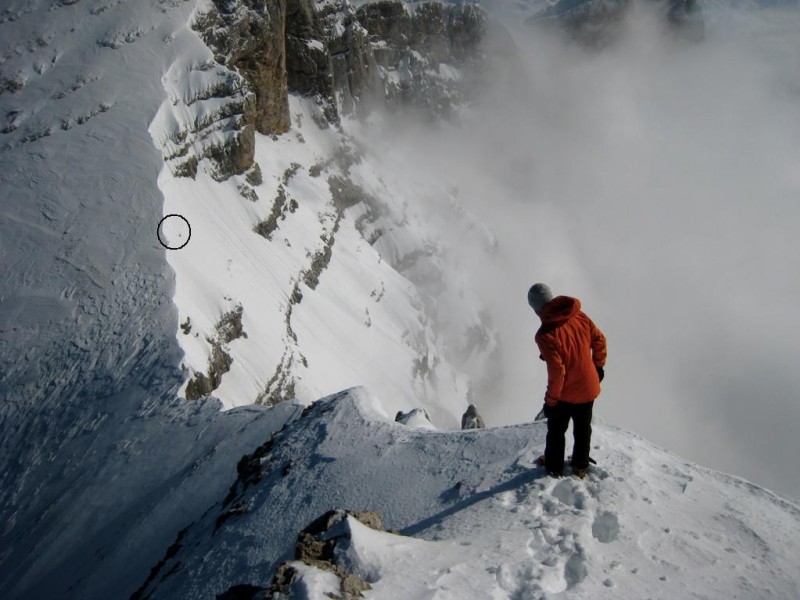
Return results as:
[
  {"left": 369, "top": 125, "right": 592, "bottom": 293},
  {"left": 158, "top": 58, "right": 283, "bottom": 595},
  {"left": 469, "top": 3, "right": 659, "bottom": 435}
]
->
[
  {"left": 596, "top": 366, "right": 605, "bottom": 382},
  {"left": 543, "top": 402, "right": 557, "bottom": 419},
  {"left": 536, "top": 400, "right": 559, "bottom": 421}
]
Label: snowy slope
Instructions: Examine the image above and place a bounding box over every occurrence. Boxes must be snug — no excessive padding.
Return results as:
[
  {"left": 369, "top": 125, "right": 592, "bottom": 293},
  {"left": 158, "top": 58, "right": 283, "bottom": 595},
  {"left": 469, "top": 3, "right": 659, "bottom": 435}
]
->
[
  {"left": 3, "top": 0, "right": 800, "bottom": 599},
  {"left": 1, "top": 0, "right": 494, "bottom": 596},
  {"left": 155, "top": 95, "right": 490, "bottom": 424},
  {"left": 138, "top": 388, "right": 800, "bottom": 599},
  {"left": 0, "top": 4, "right": 228, "bottom": 598},
  {"left": 0, "top": 1, "right": 301, "bottom": 598}
]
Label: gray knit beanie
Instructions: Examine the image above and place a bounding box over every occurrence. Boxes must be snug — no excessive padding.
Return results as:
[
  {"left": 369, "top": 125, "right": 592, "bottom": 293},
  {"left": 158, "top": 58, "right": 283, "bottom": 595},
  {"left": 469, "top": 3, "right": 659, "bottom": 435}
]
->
[{"left": 527, "top": 283, "right": 554, "bottom": 313}]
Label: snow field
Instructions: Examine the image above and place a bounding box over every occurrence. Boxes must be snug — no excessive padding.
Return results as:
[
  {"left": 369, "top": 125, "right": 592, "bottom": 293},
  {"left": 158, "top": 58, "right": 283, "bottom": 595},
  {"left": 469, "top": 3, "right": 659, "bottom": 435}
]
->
[{"left": 329, "top": 415, "right": 800, "bottom": 599}]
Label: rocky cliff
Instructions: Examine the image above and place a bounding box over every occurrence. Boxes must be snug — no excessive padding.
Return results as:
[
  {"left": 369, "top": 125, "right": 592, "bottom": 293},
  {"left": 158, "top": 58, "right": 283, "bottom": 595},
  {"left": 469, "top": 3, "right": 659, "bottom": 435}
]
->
[{"left": 156, "top": 0, "right": 489, "bottom": 181}]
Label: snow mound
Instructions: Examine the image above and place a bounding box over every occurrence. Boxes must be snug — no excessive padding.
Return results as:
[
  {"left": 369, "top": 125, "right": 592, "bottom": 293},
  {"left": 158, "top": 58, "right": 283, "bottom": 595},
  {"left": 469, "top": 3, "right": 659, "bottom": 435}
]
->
[{"left": 138, "top": 387, "right": 800, "bottom": 599}]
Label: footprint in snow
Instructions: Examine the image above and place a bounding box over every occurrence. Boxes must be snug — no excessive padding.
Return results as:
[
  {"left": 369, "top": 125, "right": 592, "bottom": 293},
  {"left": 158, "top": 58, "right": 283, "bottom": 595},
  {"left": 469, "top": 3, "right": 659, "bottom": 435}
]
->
[
  {"left": 564, "top": 550, "right": 589, "bottom": 588},
  {"left": 551, "top": 479, "right": 587, "bottom": 510},
  {"left": 592, "top": 511, "right": 620, "bottom": 543},
  {"left": 498, "top": 490, "right": 517, "bottom": 510}
]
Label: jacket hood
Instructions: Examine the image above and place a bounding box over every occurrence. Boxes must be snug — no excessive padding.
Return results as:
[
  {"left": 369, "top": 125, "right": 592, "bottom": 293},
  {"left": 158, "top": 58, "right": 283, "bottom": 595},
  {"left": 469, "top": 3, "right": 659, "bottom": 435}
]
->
[{"left": 540, "top": 296, "right": 581, "bottom": 325}]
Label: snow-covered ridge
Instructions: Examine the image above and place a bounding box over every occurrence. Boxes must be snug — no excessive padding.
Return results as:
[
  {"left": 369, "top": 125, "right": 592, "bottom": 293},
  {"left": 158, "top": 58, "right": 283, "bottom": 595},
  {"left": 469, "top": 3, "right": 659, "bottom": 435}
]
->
[{"left": 137, "top": 387, "right": 800, "bottom": 599}]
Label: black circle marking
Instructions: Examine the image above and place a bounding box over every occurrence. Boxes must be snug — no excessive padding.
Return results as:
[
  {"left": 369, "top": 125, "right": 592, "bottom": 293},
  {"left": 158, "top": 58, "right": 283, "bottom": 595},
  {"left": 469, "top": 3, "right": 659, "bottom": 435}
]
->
[{"left": 157, "top": 214, "right": 191, "bottom": 250}]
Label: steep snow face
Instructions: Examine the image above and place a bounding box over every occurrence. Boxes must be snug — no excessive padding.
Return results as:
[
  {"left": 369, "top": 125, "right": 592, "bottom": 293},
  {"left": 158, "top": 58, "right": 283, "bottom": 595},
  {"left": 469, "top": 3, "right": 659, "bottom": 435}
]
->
[
  {"left": 138, "top": 388, "right": 800, "bottom": 599},
  {"left": 151, "top": 4, "right": 498, "bottom": 424},
  {"left": 0, "top": 0, "right": 197, "bottom": 571},
  {"left": 155, "top": 98, "right": 460, "bottom": 419},
  {"left": 0, "top": 1, "right": 297, "bottom": 598}
]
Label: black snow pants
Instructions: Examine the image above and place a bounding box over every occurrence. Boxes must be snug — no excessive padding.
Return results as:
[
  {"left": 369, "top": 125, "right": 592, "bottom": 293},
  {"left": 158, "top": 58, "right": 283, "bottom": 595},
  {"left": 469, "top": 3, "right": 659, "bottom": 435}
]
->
[{"left": 545, "top": 400, "right": 594, "bottom": 475}]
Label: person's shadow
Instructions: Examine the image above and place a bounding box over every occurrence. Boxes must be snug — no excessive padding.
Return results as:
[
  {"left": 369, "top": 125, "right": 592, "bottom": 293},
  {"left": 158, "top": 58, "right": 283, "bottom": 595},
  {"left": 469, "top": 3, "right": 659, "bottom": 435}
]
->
[{"left": 401, "top": 466, "right": 544, "bottom": 537}]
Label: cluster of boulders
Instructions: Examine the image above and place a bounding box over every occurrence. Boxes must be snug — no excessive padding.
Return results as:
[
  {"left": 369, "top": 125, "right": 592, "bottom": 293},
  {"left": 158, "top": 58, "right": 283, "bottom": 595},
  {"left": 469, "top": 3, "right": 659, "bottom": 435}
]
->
[{"left": 394, "top": 404, "right": 486, "bottom": 430}]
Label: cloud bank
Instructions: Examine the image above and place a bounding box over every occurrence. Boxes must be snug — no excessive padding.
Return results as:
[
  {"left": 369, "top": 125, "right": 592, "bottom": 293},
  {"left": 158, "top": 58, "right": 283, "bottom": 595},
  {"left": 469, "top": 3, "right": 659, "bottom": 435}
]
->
[{"left": 360, "top": 3, "right": 800, "bottom": 501}]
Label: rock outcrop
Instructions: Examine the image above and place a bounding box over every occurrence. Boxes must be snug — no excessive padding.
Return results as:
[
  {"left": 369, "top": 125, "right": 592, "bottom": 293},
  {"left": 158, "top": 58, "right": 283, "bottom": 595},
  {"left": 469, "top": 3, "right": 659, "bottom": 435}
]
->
[
  {"left": 395, "top": 407, "right": 435, "bottom": 429},
  {"left": 268, "top": 510, "right": 383, "bottom": 599},
  {"left": 181, "top": 0, "right": 289, "bottom": 181},
  {"left": 320, "top": 0, "right": 489, "bottom": 121},
  {"left": 461, "top": 403, "right": 486, "bottom": 430},
  {"left": 196, "top": 0, "right": 291, "bottom": 136},
  {"left": 285, "top": 0, "right": 340, "bottom": 124},
  {"left": 184, "top": 305, "right": 246, "bottom": 401},
  {"left": 284, "top": 0, "right": 491, "bottom": 121}
]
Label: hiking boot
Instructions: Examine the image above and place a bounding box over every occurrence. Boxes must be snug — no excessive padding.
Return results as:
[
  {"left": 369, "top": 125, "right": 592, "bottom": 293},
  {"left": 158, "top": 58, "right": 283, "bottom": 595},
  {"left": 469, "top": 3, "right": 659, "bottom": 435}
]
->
[{"left": 574, "top": 468, "right": 587, "bottom": 479}]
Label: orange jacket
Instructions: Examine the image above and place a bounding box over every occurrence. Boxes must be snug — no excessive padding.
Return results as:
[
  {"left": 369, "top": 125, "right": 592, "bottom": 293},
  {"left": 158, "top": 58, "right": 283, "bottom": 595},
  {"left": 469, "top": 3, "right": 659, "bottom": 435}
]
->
[{"left": 535, "top": 296, "right": 606, "bottom": 405}]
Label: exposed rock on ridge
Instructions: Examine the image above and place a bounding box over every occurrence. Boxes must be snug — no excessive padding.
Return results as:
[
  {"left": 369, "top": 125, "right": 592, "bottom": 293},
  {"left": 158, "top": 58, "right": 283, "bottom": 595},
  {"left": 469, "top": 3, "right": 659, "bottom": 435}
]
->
[
  {"left": 184, "top": 305, "right": 246, "bottom": 401},
  {"left": 268, "top": 510, "right": 382, "bottom": 599}
]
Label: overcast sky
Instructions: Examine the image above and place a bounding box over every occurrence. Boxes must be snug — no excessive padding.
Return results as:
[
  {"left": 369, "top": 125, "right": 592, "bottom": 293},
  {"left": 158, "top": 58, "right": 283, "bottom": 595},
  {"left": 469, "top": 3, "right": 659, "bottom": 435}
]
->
[{"left": 370, "top": 4, "right": 800, "bottom": 501}]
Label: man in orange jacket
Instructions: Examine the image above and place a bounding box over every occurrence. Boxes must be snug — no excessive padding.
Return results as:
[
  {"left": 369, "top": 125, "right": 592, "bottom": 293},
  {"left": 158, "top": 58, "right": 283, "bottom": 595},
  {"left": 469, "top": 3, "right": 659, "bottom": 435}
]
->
[{"left": 529, "top": 283, "right": 607, "bottom": 478}]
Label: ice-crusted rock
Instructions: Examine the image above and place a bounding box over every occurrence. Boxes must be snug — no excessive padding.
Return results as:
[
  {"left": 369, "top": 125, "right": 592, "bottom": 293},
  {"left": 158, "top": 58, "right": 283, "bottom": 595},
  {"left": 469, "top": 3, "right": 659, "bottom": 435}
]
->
[
  {"left": 460, "top": 403, "right": 486, "bottom": 430},
  {"left": 359, "top": 1, "right": 487, "bottom": 118},
  {"left": 195, "top": 0, "right": 291, "bottom": 136},
  {"left": 151, "top": 0, "right": 292, "bottom": 181},
  {"left": 285, "top": 0, "right": 492, "bottom": 121},
  {"left": 285, "top": 0, "right": 342, "bottom": 124},
  {"left": 183, "top": 0, "right": 289, "bottom": 180},
  {"left": 395, "top": 407, "right": 436, "bottom": 429},
  {"left": 267, "top": 510, "right": 384, "bottom": 599}
]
